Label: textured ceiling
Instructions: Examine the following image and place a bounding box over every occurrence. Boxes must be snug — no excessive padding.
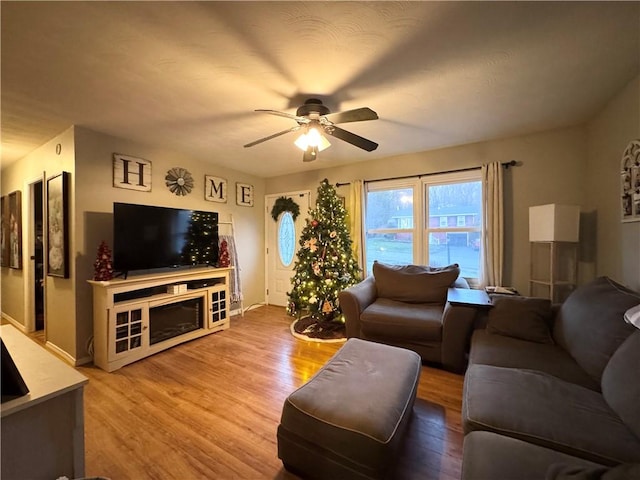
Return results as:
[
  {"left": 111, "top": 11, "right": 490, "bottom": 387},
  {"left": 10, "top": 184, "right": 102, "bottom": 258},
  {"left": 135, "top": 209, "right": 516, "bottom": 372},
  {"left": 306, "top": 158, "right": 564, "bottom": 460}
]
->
[{"left": 1, "top": 1, "right": 638, "bottom": 178}]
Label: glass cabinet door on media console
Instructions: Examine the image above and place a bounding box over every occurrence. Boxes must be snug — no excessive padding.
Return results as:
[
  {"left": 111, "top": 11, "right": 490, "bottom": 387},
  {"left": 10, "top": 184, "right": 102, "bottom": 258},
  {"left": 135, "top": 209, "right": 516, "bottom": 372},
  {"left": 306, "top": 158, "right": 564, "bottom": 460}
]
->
[
  {"left": 109, "top": 303, "right": 149, "bottom": 362},
  {"left": 209, "top": 285, "right": 228, "bottom": 326}
]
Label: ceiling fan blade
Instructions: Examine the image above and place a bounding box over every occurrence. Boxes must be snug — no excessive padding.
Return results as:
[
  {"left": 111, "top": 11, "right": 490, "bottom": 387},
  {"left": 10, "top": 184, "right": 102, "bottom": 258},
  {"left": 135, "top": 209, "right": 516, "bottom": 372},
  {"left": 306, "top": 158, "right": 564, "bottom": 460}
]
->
[
  {"left": 243, "top": 126, "right": 300, "bottom": 148},
  {"left": 255, "top": 109, "right": 303, "bottom": 122},
  {"left": 324, "top": 126, "right": 378, "bottom": 152},
  {"left": 323, "top": 107, "right": 378, "bottom": 124}
]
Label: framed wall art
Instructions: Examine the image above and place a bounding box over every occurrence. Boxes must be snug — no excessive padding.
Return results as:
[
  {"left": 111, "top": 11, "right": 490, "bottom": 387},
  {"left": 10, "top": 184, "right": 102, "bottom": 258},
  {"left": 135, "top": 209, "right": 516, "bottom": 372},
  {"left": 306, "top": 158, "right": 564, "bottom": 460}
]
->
[
  {"left": 1, "top": 192, "right": 22, "bottom": 269},
  {"left": 6, "top": 191, "right": 22, "bottom": 269},
  {"left": 0, "top": 196, "right": 7, "bottom": 267},
  {"left": 47, "top": 172, "right": 70, "bottom": 278},
  {"left": 621, "top": 139, "right": 640, "bottom": 223}
]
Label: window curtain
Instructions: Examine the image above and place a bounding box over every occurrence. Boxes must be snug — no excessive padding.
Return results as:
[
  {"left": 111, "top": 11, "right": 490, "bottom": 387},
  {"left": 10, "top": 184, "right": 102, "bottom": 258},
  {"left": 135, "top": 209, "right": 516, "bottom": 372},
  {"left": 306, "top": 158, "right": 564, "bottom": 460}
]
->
[
  {"left": 481, "top": 162, "right": 504, "bottom": 286},
  {"left": 347, "top": 180, "right": 365, "bottom": 273}
]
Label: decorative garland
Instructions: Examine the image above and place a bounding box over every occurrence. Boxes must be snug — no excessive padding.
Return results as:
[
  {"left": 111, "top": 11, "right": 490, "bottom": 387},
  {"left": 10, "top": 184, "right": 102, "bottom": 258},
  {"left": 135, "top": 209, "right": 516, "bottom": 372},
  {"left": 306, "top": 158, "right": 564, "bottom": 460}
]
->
[{"left": 271, "top": 196, "right": 300, "bottom": 221}]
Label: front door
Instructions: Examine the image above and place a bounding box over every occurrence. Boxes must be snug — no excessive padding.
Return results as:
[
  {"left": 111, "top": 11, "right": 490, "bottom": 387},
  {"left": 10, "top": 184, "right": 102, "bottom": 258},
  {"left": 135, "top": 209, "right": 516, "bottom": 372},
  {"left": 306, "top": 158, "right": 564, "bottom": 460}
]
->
[{"left": 266, "top": 191, "right": 310, "bottom": 306}]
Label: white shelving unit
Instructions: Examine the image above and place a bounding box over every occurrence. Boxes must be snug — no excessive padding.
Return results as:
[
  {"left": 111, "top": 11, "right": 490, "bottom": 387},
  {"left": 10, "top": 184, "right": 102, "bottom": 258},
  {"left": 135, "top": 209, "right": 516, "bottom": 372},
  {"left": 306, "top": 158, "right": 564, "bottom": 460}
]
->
[
  {"left": 88, "top": 267, "right": 232, "bottom": 372},
  {"left": 529, "top": 241, "right": 578, "bottom": 303}
]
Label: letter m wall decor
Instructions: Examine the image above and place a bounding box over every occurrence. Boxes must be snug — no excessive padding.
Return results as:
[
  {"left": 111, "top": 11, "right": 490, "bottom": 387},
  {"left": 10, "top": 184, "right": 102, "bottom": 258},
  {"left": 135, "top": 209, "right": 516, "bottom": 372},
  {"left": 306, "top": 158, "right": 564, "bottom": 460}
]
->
[
  {"left": 113, "top": 153, "right": 152, "bottom": 192},
  {"left": 205, "top": 175, "right": 228, "bottom": 203}
]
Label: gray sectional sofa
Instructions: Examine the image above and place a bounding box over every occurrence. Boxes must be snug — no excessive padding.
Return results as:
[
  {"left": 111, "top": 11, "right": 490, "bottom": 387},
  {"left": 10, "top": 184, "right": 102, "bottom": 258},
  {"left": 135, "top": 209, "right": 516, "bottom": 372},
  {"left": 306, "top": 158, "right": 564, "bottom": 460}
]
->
[{"left": 461, "top": 276, "right": 640, "bottom": 479}]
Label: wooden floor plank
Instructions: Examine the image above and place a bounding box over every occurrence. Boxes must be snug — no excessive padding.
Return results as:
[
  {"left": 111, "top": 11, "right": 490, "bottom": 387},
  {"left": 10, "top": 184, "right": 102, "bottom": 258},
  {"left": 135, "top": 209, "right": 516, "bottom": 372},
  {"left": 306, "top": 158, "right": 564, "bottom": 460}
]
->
[{"left": 76, "top": 305, "right": 464, "bottom": 479}]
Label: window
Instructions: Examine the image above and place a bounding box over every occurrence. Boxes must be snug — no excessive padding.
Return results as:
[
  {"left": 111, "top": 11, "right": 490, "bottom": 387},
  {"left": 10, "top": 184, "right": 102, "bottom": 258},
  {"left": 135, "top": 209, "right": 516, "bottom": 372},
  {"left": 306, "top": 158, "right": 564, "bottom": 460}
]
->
[
  {"left": 425, "top": 177, "right": 482, "bottom": 279},
  {"left": 364, "top": 186, "right": 414, "bottom": 274},
  {"left": 364, "top": 171, "right": 482, "bottom": 282},
  {"left": 278, "top": 211, "right": 295, "bottom": 267}
]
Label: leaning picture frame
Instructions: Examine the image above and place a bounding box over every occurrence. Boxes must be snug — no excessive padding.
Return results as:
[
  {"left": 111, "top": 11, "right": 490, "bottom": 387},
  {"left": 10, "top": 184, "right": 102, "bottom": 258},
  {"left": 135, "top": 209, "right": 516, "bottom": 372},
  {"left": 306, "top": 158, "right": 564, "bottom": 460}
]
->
[{"left": 46, "top": 172, "right": 70, "bottom": 278}]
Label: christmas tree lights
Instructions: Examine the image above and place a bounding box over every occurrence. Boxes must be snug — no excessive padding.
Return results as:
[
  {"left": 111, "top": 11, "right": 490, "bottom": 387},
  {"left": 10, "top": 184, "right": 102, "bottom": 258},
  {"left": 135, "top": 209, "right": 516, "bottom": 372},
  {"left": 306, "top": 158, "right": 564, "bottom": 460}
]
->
[
  {"left": 181, "top": 211, "right": 218, "bottom": 265},
  {"left": 287, "top": 179, "right": 361, "bottom": 323}
]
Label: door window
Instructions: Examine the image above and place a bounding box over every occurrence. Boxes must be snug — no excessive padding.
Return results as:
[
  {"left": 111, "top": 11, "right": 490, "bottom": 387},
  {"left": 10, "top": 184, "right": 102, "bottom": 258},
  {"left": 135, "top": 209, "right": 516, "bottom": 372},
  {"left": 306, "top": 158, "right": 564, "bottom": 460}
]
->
[{"left": 278, "top": 211, "right": 296, "bottom": 267}]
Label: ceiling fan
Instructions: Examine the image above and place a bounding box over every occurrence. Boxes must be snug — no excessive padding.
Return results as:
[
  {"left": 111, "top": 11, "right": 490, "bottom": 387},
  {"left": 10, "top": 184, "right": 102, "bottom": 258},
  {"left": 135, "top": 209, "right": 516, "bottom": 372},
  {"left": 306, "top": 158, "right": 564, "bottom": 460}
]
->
[{"left": 244, "top": 98, "right": 379, "bottom": 162}]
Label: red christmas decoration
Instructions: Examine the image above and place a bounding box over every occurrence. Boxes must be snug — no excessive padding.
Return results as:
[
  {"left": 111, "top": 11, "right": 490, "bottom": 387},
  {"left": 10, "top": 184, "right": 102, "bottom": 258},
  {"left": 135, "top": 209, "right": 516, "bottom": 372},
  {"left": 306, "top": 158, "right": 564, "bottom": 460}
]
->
[
  {"left": 218, "top": 239, "right": 230, "bottom": 267},
  {"left": 93, "top": 241, "right": 113, "bottom": 281}
]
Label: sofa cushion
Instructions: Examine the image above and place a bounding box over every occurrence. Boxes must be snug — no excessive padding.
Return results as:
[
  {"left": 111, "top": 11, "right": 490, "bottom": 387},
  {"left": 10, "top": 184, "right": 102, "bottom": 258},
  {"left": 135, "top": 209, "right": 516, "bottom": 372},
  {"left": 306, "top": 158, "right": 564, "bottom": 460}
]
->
[
  {"left": 469, "top": 329, "right": 599, "bottom": 390},
  {"left": 462, "top": 431, "right": 605, "bottom": 480},
  {"left": 372, "top": 261, "right": 460, "bottom": 304},
  {"left": 553, "top": 277, "right": 639, "bottom": 383},
  {"left": 462, "top": 364, "right": 640, "bottom": 465},
  {"left": 361, "top": 298, "right": 443, "bottom": 341},
  {"left": 486, "top": 296, "right": 554, "bottom": 344},
  {"left": 546, "top": 462, "right": 640, "bottom": 480},
  {"left": 601, "top": 330, "right": 640, "bottom": 440}
]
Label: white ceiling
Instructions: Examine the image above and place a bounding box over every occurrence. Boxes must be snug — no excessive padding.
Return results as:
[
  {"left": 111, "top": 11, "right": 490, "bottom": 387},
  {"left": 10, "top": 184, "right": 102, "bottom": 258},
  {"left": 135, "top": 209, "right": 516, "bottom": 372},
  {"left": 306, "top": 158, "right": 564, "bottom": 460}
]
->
[{"left": 1, "top": 1, "right": 638, "bottom": 178}]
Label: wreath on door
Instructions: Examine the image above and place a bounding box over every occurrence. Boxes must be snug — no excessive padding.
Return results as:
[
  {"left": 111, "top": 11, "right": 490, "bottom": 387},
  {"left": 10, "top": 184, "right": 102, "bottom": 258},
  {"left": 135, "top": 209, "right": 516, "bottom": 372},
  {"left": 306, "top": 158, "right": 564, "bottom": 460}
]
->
[{"left": 271, "top": 196, "right": 300, "bottom": 221}]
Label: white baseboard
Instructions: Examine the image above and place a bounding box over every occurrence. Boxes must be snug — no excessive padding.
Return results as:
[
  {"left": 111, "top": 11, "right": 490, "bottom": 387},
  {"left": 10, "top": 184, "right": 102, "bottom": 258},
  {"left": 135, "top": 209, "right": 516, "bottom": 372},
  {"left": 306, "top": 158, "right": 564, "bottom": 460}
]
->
[
  {"left": 75, "top": 355, "right": 93, "bottom": 366},
  {"left": 45, "top": 341, "right": 78, "bottom": 366},
  {"left": 1, "top": 312, "right": 28, "bottom": 333}
]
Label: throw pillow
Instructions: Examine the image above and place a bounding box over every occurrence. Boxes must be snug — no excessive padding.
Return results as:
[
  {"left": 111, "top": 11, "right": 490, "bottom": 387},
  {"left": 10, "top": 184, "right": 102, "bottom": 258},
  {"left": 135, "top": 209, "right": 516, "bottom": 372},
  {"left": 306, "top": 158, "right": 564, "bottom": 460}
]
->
[
  {"left": 486, "top": 296, "right": 554, "bottom": 344},
  {"left": 372, "top": 261, "right": 460, "bottom": 304}
]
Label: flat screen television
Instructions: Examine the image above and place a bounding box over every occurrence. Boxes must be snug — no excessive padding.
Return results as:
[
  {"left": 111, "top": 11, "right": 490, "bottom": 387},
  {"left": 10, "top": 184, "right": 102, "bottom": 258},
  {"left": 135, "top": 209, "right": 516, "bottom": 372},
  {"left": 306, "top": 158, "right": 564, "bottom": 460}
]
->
[
  {"left": 1, "top": 339, "right": 30, "bottom": 403},
  {"left": 113, "top": 202, "right": 219, "bottom": 273}
]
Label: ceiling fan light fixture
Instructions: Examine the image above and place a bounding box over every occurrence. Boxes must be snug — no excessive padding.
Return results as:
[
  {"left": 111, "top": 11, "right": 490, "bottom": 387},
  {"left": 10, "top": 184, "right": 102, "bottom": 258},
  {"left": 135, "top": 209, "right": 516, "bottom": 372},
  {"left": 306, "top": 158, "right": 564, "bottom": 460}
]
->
[
  {"left": 303, "top": 146, "right": 319, "bottom": 162},
  {"left": 246, "top": 99, "right": 377, "bottom": 161},
  {"left": 294, "top": 126, "right": 331, "bottom": 152}
]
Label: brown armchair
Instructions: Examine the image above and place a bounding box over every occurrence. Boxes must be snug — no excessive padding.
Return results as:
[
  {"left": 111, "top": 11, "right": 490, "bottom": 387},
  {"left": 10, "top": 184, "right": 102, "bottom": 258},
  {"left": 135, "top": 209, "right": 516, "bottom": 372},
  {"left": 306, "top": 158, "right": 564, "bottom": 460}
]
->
[{"left": 338, "top": 262, "right": 478, "bottom": 373}]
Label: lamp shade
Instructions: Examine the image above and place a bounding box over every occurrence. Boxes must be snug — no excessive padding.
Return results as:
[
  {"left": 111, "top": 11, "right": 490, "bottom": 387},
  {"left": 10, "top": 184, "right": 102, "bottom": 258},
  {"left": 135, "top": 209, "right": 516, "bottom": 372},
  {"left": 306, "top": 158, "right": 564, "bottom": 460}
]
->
[
  {"left": 529, "top": 204, "right": 580, "bottom": 242},
  {"left": 294, "top": 126, "right": 331, "bottom": 152}
]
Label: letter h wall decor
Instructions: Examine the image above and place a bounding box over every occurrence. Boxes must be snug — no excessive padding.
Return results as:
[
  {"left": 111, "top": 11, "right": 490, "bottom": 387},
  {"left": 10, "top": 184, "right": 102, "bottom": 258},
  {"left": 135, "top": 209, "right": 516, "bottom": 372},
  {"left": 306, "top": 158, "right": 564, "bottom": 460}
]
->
[{"left": 113, "top": 153, "right": 152, "bottom": 192}]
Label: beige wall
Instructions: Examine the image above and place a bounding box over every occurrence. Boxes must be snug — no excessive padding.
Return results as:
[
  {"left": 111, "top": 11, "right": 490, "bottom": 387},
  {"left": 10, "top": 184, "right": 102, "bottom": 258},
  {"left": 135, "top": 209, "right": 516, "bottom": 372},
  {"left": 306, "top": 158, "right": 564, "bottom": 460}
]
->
[
  {"left": 73, "top": 127, "right": 266, "bottom": 361},
  {"left": 2, "top": 126, "right": 265, "bottom": 362},
  {"left": 267, "top": 126, "right": 588, "bottom": 295},
  {"left": 1, "top": 126, "right": 77, "bottom": 359},
  {"left": 586, "top": 75, "right": 640, "bottom": 290}
]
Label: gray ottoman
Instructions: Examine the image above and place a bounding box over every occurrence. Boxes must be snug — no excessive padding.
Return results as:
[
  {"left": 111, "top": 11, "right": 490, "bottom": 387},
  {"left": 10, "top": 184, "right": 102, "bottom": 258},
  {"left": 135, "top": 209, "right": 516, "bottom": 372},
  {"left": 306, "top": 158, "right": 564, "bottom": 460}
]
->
[{"left": 277, "top": 338, "right": 422, "bottom": 479}]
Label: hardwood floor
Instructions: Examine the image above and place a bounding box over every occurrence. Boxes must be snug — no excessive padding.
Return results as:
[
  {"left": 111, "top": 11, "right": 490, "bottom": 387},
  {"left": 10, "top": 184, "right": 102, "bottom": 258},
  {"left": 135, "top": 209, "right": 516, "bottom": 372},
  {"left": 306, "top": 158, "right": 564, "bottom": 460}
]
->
[{"left": 76, "top": 305, "right": 465, "bottom": 479}]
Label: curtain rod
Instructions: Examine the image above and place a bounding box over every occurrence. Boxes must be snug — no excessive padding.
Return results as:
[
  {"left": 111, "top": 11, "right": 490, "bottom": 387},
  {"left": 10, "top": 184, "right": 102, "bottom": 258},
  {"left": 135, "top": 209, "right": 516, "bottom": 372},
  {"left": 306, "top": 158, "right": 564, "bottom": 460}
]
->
[{"left": 335, "top": 160, "right": 517, "bottom": 187}]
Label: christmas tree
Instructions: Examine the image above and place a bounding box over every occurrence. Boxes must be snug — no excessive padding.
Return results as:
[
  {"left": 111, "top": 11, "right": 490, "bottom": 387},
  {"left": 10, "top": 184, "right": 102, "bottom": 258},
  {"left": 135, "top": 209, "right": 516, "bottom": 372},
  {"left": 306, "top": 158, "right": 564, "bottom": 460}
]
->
[
  {"left": 181, "top": 211, "right": 218, "bottom": 266},
  {"left": 218, "top": 239, "right": 230, "bottom": 267},
  {"left": 93, "top": 241, "right": 113, "bottom": 281},
  {"left": 287, "top": 179, "right": 361, "bottom": 323}
]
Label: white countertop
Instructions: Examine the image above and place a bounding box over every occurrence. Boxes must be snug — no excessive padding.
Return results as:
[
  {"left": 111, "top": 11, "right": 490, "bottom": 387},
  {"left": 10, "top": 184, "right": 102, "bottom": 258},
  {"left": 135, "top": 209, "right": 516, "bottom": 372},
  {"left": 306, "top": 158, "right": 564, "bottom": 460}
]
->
[{"left": 1, "top": 324, "right": 88, "bottom": 417}]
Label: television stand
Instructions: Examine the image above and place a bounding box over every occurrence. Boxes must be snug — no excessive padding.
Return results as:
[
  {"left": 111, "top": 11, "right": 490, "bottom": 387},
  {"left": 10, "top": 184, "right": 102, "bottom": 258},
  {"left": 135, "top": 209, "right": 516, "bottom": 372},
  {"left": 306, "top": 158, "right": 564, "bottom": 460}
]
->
[{"left": 88, "top": 267, "right": 232, "bottom": 372}]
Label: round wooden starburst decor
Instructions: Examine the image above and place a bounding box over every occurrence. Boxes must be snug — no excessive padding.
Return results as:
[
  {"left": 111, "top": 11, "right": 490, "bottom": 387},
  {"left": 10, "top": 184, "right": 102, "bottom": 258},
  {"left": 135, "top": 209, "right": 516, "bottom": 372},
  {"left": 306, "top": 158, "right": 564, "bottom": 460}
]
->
[{"left": 165, "top": 167, "right": 194, "bottom": 196}]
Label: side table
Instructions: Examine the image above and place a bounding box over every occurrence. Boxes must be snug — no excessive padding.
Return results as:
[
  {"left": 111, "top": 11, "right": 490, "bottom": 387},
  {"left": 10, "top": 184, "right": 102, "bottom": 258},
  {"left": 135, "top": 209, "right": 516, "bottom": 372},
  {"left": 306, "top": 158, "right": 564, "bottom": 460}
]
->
[{"left": 447, "top": 287, "right": 493, "bottom": 308}]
